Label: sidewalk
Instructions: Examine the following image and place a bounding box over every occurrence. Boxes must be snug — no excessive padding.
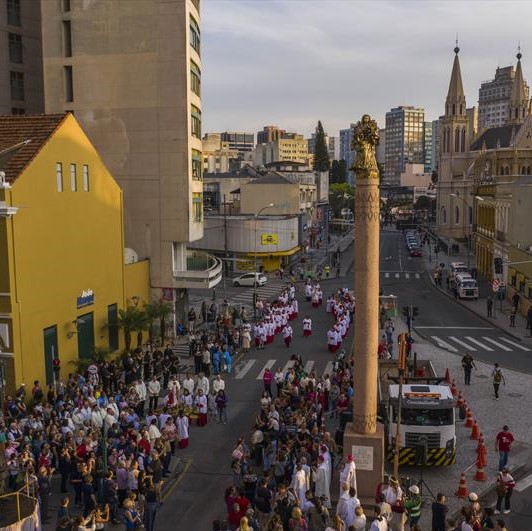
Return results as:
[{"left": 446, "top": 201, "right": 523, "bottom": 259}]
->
[
  {"left": 391, "top": 317, "right": 532, "bottom": 529},
  {"left": 420, "top": 240, "right": 532, "bottom": 344}
]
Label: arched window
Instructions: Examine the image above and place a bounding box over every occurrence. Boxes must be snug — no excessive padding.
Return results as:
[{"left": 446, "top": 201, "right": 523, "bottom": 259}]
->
[
  {"left": 522, "top": 166, "right": 526, "bottom": 175},
  {"left": 460, "top": 104, "right": 463, "bottom": 115},
  {"left": 442, "top": 127, "right": 447, "bottom": 153},
  {"left": 461, "top": 128, "right": 466, "bottom": 152},
  {"left": 455, "top": 206, "right": 460, "bottom": 224},
  {"left": 506, "top": 166, "right": 510, "bottom": 175},
  {"left": 500, "top": 166, "right": 504, "bottom": 175},
  {"left": 446, "top": 128, "right": 451, "bottom": 153},
  {"left": 440, "top": 206, "right": 447, "bottom": 224},
  {"left": 452, "top": 104, "right": 456, "bottom": 115},
  {"left": 468, "top": 206, "right": 473, "bottom": 225},
  {"left": 454, "top": 128, "right": 460, "bottom": 152},
  {"left": 527, "top": 166, "right": 531, "bottom": 175}
]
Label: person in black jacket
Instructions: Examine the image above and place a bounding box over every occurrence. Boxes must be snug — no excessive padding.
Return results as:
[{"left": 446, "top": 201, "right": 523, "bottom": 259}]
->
[{"left": 431, "top": 492, "right": 448, "bottom": 531}]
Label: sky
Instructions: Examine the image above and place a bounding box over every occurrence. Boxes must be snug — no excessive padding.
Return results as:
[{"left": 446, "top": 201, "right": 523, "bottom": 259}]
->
[{"left": 202, "top": 0, "right": 532, "bottom": 138}]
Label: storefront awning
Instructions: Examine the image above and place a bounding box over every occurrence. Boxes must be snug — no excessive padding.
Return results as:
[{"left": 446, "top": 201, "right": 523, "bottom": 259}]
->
[{"left": 247, "top": 246, "right": 301, "bottom": 258}]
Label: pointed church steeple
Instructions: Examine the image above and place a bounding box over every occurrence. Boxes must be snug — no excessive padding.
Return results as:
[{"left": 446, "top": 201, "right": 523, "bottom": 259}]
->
[
  {"left": 509, "top": 46, "right": 528, "bottom": 124},
  {"left": 445, "top": 42, "right": 467, "bottom": 117}
]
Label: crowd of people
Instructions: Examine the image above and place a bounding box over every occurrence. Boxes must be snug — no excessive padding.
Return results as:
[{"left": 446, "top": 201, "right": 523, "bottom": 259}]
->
[{"left": 1, "top": 321, "right": 243, "bottom": 531}]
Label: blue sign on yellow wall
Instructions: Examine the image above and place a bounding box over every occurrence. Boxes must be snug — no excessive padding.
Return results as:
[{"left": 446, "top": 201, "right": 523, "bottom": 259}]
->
[{"left": 77, "top": 289, "right": 95, "bottom": 308}]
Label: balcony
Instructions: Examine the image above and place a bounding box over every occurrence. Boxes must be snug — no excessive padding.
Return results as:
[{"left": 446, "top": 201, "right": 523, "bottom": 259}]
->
[{"left": 173, "top": 250, "right": 222, "bottom": 289}]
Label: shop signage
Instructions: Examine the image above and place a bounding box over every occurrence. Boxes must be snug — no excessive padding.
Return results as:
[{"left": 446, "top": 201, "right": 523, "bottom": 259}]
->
[
  {"left": 261, "top": 233, "right": 278, "bottom": 245},
  {"left": 77, "top": 289, "right": 94, "bottom": 308}
]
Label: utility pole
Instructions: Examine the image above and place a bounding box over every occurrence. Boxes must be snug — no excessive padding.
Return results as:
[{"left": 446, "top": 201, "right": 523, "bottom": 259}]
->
[{"left": 393, "top": 335, "right": 407, "bottom": 478}]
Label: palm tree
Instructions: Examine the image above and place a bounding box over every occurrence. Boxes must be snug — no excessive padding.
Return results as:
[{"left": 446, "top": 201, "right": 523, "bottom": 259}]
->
[
  {"left": 117, "top": 306, "right": 144, "bottom": 352},
  {"left": 144, "top": 302, "right": 159, "bottom": 344},
  {"left": 131, "top": 309, "right": 149, "bottom": 348}
]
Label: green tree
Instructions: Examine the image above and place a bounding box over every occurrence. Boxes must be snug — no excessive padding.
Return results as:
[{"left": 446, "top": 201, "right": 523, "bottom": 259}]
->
[
  {"left": 151, "top": 299, "right": 174, "bottom": 343},
  {"left": 117, "top": 306, "right": 148, "bottom": 351},
  {"left": 329, "top": 183, "right": 355, "bottom": 216},
  {"left": 144, "top": 302, "right": 159, "bottom": 344},
  {"left": 330, "top": 159, "right": 347, "bottom": 184},
  {"left": 313, "top": 120, "right": 330, "bottom": 172}
]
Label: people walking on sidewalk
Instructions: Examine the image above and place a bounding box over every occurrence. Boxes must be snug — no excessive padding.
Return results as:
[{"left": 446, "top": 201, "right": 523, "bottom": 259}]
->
[
  {"left": 527, "top": 305, "right": 532, "bottom": 334},
  {"left": 509, "top": 307, "right": 516, "bottom": 327},
  {"left": 461, "top": 352, "right": 476, "bottom": 385},
  {"left": 492, "top": 363, "right": 506, "bottom": 400},
  {"left": 495, "top": 468, "right": 515, "bottom": 515},
  {"left": 487, "top": 296, "right": 494, "bottom": 318},
  {"left": 495, "top": 425, "right": 515, "bottom": 471}
]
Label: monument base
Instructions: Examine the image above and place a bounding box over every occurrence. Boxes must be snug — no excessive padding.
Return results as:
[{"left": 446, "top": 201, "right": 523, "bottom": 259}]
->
[{"left": 342, "top": 422, "right": 384, "bottom": 501}]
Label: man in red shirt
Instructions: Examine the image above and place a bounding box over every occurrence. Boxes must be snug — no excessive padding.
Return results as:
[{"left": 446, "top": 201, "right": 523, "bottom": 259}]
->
[{"left": 495, "top": 425, "right": 514, "bottom": 471}]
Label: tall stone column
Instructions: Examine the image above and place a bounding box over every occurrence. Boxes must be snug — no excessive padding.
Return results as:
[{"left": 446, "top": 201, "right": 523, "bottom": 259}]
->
[{"left": 343, "top": 115, "right": 384, "bottom": 500}]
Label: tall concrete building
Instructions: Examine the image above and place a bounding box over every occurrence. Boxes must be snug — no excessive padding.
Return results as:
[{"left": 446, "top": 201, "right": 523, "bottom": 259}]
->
[
  {"left": 0, "top": 0, "right": 220, "bottom": 318},
  {"left": 253, "top": 134, "right": 310, "bottom": 166},
  {"left": 431, "top": 119, "right": 441, "bottom": 174},
  {"left": 339, "top": 125, "right": 355, "bottom": 184},
  {"left": 0, "top": 0, "right": 45, "bottom": 115},
  {"left": 257, "top": 125, "right": 287, "bottom": 145},
  {"left": 38, "top": 0, "right": 218, "bottom": 316},
  {"left": 220, "top": 131, "right": 254, "bottom": 153},
  {"left": 308, "top": 131, "right": 339, "bottom": 162},
  {"left": 478, "top": 64, "right": 529, "bottom": 130},
  {"left": 423, "top": 121, "right": 433, "bottom": 173},
  {"left": 384, "top": 106, "right": 425, "bottom": 186}
]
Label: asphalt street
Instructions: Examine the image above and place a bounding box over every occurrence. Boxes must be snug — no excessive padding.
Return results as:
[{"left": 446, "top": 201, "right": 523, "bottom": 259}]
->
[{"left": 380, "top": 230, "right": 532, "bottom": 374}]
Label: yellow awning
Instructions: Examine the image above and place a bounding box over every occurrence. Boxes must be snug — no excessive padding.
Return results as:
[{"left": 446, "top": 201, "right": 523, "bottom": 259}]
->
[{"left": 247, "top": 246, "right": 301, "bottom": 257}]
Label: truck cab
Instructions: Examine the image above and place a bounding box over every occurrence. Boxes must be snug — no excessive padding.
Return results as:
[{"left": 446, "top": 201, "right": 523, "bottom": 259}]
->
[{"left": 386, "top": 384, "right": 456, "bottom": 466}]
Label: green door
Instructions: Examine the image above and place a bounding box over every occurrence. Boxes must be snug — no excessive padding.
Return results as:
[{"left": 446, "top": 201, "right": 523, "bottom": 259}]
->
[
  {"left": 77, "top": 312, "right": 94, "bottom": 359},
  {"left": 43, "top": 326, "right": 58, "bottom": 385}
]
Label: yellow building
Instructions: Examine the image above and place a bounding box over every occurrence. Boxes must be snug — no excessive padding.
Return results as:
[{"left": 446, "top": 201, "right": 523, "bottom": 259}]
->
[{"left": 0, "top": 113, "right": 149, "bottom": 390}]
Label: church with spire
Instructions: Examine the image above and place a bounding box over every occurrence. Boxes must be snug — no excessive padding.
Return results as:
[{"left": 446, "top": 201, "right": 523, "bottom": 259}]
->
[{"left": 436, "top": 45, "right": 532, "bottom": 306}]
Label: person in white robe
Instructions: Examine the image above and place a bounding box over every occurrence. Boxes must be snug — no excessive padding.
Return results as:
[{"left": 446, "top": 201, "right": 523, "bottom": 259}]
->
[{"left": 314, "top": 456, "right": 331, "bottom": 508}]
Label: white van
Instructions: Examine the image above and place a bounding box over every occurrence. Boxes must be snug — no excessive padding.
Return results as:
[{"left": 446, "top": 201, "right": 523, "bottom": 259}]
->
[{"left": 455, "top": 273, "right": 479, "bottom": 300}]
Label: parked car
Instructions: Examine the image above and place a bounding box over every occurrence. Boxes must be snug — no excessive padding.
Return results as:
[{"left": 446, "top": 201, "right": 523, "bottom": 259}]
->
[
  {"left": 232, "top": 272, "right": 267, "bottom": 287},
  {"left": 409, "top": 246, "right": 422, "bottom": 257}
]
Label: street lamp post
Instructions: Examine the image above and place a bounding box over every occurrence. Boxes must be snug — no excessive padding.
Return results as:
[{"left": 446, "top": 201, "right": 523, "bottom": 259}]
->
[
  {"left": 450, "top": 192, "right": 474, "bottom": 269},
  {"left": 253, "top": 203, "right": 275, "bottom": 320}
]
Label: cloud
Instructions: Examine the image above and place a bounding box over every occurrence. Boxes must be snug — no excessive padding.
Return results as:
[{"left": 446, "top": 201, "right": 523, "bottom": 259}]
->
[{"left": 202, "top": 0, "right": 532, "bottom": 138}]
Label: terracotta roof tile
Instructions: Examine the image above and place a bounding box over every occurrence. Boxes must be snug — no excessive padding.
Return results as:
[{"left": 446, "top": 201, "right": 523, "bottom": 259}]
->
[{"left": 0, "top": 113, "right": 67, "bottom": 183}]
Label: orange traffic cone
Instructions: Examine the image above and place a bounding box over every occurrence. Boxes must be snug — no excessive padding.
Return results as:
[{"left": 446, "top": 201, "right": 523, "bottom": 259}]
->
[
  {"left": 474, "top": 460, "right": 487, "bottom": 482},
  {"left": 465, "top": 409, "right": 474, "bottom": 428},
  {"left": 471, "top": 420, "right": 480, "bottom": 440},
  {"left": 445, "top": 368, "right": 451, "bottom": 384},
  {"left": 455, "top": 472, "right": 469, "bottom": 498},
  {"left": 477, "top": 441, "right": 487, "bottom": 467},
  {"left": 450, "top": 379, "right": 458, "bottom": 397},
  {"left": 456, "top": 392, "right": 464, "bottom": 408}
]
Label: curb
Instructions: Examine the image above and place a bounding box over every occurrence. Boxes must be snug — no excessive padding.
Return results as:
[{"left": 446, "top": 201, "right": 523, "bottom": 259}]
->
[{"left": 422, "top": 260, "right": 526, "bottom": 343}]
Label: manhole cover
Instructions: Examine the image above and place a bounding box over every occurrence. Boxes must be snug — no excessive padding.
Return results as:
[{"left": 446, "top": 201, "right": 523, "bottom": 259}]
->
[
  {"left": 507, "top": 392, "right": 523, "bottom": 398},
  {"left": 475, "top": 374, "right": 489, "bottom": 379}
]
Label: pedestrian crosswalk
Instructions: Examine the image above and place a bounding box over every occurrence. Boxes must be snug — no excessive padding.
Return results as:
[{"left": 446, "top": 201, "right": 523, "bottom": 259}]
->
[
  {"left": 429, "top": 335, "right": 531, "bottom": 353},
  {"left": 230, "top": 280, "right": 290, "bottom": 307},
  {"left": 381, "top": 271, "right": 421, "bottom": 280},
  {"left": 233, "top": 358, "right": 335, "bottom": 381}
]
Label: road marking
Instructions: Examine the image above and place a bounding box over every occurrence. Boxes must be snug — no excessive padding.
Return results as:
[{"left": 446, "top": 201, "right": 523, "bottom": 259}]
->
[
  {"left": 431, "top": 336, "right": 458, "bottom": 352},
  {"left": 395, "top": 273, "right": 400, "bottom": 279},
  {"left": 405, "top": 273, "right": 410, "bottom": 279},
  {"left": 481, "top": 337, "right": 512, "bottom": 351},
  {"left": 282, "top": 359, "right": 295, "bottom": 373},
  {"left": 235, "top": 359, "right": 256, "bottom": 379},
  {"left": 499, "top": 337, "right": 532, "bottom": 351},
  {"left": 303, "top": 361, "right": 314, "bottom": 374},
  {"left": 415, "top": 273, "right": 420, "bottom": 279},
  {"left": 515, "top": 472, "right": 532, "bottom": 492},
  {"left": 384, "top": 273, "right": 390, "bottom": 278},
  {"left": 449, "top": 336, "right": 477, "bottom": 350},
  {"left": 464, "top": 336, "right": 494, "bottom": 351},
  {"left": 322, "top": 361, "right": 334, "bottom": 377},
  {"left": 416, "top": 326, "right": 494, "bottom": 330},
  {"left": 256, "top": 359, "right": 276, "bottom": 380}
]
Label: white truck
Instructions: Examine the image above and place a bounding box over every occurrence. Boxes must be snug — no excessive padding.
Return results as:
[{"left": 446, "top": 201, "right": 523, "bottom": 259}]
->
[{"left": 385, "top": 383, "right": 456, "bottom": 466}]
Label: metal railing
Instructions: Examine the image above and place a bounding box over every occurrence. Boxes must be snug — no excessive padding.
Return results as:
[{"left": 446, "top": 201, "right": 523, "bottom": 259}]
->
[{"left": 0, "top": 478, "right": 38, "bottom": 527}]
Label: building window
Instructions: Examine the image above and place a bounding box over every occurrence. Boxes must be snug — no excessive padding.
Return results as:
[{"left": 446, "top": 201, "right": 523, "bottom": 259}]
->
[
  {"left": 62, "top": 0, "right": 71, "bottom": 11},
  {"left": 191, "top": 104, "right": 201, "bottom": 138},
  {"left": 510, "top": 274, "right": 516, "bottom": 287},
  {"left": 9, "top": 71, "right": 24, "bottom": 101},
  {"left": 454, "top": 206, "right": 460, "bottom": 224},
  {"left": 461, "top": 128, "right": 466, "bottom": 152},
  {"left": 56, "top": 163, "right": 63, "bottom": 192},
  {"left": 454, "top": 128, "right": 460, "bottom": 152},
  {"left": 64, "top": 66, "right": 73, "bottom": 102},
  {"left": 8, "top": 32, "right": 22, "bottom": 63},
  {"left": 190, "top": 15, "right": 200, "bottom": 55},
  {"left": 191, "top": 149, "right": 202, "bottom": 180},
  {"left": 190, "top": 60, "right": 201, "bottom": 96},
  {"left": 82, "top": 164, "right": 89, "bottom": 191},
  {"left": 11, "top": 107, "right": 25, "bottom": 114},
  {"left": 7, "top": 0, "right": 21, "bottom": 26},
  {"left": 440, "top": 206, "right": 447, "bottom": 225},
  {"left": 62, "top": 20, "right": 72, "bottom": 57},
  {"left": 468, "top": 205, "right": 473, "bottom": 225},
  {"left": 192, "top": 192, "right": 203, "bottom": 222},
  {"left": 70, "top": 163, "right": 77, "bottom": 191}
]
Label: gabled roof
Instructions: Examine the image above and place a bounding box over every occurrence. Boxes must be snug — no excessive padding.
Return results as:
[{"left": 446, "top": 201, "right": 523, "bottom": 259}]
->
[
  {"left": 0, "top": 114, "right": 67, "bottom": 183},
  {"left": 470, "top": 124, "right": 522, "bottom": 151},
  {"left": 246, "top": 172, "right": 295, "bottom": 185}
]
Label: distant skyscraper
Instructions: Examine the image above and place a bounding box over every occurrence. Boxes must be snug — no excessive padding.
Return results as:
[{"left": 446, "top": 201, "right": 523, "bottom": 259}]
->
[
  {"left": 478, "top": 65, "right": 529, "bottom": 130},
  {"left": 257, "top": 125, "right": 287, "bottom": 144},
  {"left": 384, "top": 106, "right": 425, "bottom": 186},
  {"left": 423, "top": 121, "right": 433, "bottom": 173},
  {"left": 220, "top": 132, "right": 254, "bottom": 152},
  {"left": 339, "top": 125, "right": 355, "bottom": 184},
  {"left": 308, "top": 131, "right": 339, "bottom": 162},
  {"left": 431, "top": 119, "right": 441, "bottom": 174}
]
